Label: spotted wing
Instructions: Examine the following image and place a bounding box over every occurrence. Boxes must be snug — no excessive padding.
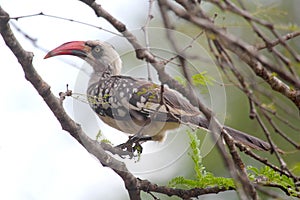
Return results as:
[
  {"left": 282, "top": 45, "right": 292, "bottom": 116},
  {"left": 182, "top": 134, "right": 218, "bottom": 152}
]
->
[{"left": 128, "top": 79, "right": 201, "bottom": 122}]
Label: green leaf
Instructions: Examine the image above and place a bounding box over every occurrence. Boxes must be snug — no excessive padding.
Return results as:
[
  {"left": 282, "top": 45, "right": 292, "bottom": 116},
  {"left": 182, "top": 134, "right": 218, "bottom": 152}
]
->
[
  {"left": 192, "top": 71, "right": 214, "bottom": 87},
  {"left": 96, "top": 130, "right": 113, "bottom": 145},
  {"left": 168, "top": 129, "right": 235, "bottom": 190},
  {"left": 96, "top": 130, "right": 102, "bottom": 141},
  {"left": 174, "top": 76, "right": 187, "bottom": 87},
  {"left": 100, "top": 138, "right": 113, "bottom": 145},
  {"left": 247, "top": 166, "right": 299, "bottom": 197},
  {"left": 187, "top": 130, "right": 205, "bottom": 179},
  {"left": 292, "top": 162, "right": 300, "bottom": 174}
]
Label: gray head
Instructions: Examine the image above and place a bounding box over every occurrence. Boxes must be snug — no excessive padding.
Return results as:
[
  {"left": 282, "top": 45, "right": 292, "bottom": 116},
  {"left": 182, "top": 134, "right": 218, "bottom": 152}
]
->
[{"left": 45, "top": 40, "right": 122, "bottom": 76}]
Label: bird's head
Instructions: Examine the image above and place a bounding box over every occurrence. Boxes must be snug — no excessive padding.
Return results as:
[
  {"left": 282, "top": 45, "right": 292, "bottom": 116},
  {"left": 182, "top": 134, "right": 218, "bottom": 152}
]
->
[{"left": 44, "top": 40, "right": 122, "bottom": 76}]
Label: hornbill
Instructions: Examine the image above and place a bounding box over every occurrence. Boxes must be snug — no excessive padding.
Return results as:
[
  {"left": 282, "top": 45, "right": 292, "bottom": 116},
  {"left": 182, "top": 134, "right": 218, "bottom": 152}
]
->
[{"left": 44, "top": 40, "right": 276, "bottom": 152}]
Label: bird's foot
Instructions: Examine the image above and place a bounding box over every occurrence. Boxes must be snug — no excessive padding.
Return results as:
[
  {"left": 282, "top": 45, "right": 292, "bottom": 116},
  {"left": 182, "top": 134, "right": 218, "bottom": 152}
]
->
[{"left": 116, "top": 135, "right": 152, "bottom": 158}]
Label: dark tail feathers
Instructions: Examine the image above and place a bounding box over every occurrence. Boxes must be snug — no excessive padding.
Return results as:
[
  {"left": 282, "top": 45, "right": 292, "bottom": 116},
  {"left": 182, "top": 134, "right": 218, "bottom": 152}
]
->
[{"left": 181, "top": 115, "right": 282, "bottom": 152}]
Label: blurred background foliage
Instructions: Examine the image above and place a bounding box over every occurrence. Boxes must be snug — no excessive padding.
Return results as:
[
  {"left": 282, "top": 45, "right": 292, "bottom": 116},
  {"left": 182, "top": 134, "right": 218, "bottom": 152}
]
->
[
  {"left": 2, "top": 0, "right": 300, "bottom": 199},
  {"left": 128, "top": 1, "right": 300, "bottom": 199}
]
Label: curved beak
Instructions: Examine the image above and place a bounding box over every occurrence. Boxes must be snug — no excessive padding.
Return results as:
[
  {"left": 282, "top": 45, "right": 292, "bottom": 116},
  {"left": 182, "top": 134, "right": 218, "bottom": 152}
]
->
[{"left": 44, "top": 41, "right": 89, "bottom": 59}]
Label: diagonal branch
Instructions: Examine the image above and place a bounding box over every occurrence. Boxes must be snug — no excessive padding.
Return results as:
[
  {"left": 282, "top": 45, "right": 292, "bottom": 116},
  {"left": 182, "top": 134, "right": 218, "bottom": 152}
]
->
[
  {"left": 78, "top": 0, "right": 213, "bottom": 122},
  {"left": 138, "top": 179, "right": 234, "bottom": 199},
  {"left": 0, "top": 6, "right": 141, "bottom": 200},
  {"left": 0, "top": 5, "right": 238, "bottom": 200},
  {"left": 164, "top": 0, "right": 300, "bottom": 110},
  {"left": 77, "top": 1, "right": 264, "bottom": 199},
  {"left": 255, "top": 31, "right": 300, "bottom": 50}
]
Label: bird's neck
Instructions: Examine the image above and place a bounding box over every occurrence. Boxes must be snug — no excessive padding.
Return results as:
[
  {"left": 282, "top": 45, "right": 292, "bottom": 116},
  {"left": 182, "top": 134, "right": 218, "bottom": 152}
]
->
[
  {"left": 88, "top": 70, "right": 111, "bottom": 86},
  {"left": 88, "top": 58, "right": 122, "bottom": 86},
  {"left": 88, "top": 64, "right": 122, "bottom": 86}
]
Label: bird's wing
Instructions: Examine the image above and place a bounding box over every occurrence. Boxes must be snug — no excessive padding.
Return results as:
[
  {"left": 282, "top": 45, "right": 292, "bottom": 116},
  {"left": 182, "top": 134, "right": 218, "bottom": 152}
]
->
[
  {"left": 163, "top": 87, "right": 201, "bottom": 117},
  {"left": 128, "top": 78, "right": 201, "bottom": 121}
]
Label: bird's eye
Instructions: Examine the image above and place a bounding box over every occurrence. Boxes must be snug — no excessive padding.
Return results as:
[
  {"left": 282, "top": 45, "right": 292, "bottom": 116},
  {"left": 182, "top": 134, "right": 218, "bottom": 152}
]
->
[
  {"left": 92, "top": 45, "right": 103, "bottom": 58},
  {"left": 94, "top": 46, "right": 101, "bottom": 53}
]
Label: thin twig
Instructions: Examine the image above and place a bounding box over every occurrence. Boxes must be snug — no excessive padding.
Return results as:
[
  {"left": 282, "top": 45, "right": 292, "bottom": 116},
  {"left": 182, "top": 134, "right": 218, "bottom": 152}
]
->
[
  {"left": 142, "top": 0, "right": 155, "bottom": 81},
  {"left": 165, "top": 0, "right": 300, "bottom": 110},
  {"left": 10, "top": 12, "right": 122, "bottom": 37},
  {"left": 256, "top": 31, "right": 300, "bottom": 50},
  {"left": 235, "top": 0, "right": 299, "bottom": 79}
]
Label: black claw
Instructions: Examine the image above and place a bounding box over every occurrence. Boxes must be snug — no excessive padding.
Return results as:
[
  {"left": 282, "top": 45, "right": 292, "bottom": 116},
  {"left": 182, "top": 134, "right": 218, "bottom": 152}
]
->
[{"left": 115, "top": 135, "right": 152, "bottom": 158}]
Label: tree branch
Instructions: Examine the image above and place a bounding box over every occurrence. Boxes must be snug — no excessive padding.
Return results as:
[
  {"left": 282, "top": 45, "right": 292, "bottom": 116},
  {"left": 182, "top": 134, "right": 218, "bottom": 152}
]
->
[
  {"left": 164, "top": 0, "right": 300, "bottom": 110},
  {"left": 0, "top": 6, "right": 141, "bottom": 200},
  {"left": 0, "top": 5, "right": 238, "bottom": 200},
  {"left": 3, "top": 1, "right": 299, "bottom": 199},
  {"left": 138, "top": 179, "right": 234, "bottom": 199}
]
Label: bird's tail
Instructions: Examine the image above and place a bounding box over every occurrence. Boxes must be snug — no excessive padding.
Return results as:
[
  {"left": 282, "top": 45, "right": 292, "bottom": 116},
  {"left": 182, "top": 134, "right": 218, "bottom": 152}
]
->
[
  {"left": 222, "top": 126, "right": 272, "bottom": 151},
  {"left": 181, "top": 115, "right": 282, "bottom": 152}
]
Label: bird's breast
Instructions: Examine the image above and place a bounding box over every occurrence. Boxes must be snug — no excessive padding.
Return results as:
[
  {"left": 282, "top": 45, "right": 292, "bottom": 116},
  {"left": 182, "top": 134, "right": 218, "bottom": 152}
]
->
[{"left": 86, "top": 76, "right": 180, "bottom": 140}]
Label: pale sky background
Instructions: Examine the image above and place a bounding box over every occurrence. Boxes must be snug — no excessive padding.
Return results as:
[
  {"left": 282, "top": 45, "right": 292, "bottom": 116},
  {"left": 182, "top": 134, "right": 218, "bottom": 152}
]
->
[
  {"left": 0, "top": 0, "right": 287, "bottom": 200},
  {"left": 1, "top": 1, "right": 148, "bottom": 200},
  {"left": 0, "top": 1, "right": 198, "bottom": 200}
]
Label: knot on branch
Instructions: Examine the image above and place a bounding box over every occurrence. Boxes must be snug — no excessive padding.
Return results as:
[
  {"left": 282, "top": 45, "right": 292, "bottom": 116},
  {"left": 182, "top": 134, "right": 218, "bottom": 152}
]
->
[
  {"left": 135, "top": 48, "right": 156, "bottom": 63},
  {"left": 39, "top": 84, "right": 51, "bottom": 98},
  {"left": 19, "top": 51, "right": 34, "bottom": 66},
  {"left": 116, "top": 22, "right": 126, "bottom": 32},
  {"left": 0, "top": 6, "right": 10, "bottom": 24}
]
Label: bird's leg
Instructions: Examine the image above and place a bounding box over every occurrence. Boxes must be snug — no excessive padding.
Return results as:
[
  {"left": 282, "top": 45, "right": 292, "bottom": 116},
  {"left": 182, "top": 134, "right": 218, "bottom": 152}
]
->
[
  {"left": 128, "top": 135, "right": 152, "bottom": 154},
  {"left": 116, "top": 126, "right": 152, "bottom": 156},
  {"left": 116, "top": 134, "right": 152, "bottom": 155}
]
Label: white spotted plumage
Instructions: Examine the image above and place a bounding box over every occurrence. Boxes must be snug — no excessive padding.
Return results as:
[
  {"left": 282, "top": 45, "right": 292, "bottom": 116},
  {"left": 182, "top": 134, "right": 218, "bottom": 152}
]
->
[{"left": 44, "top": 40, "right": 275, "bottom": 151}]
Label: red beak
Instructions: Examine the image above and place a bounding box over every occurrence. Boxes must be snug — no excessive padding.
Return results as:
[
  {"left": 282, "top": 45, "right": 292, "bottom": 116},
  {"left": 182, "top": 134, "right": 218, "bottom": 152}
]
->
[{"left": 44, "top": 41, "right": 89, "bottom": 59}]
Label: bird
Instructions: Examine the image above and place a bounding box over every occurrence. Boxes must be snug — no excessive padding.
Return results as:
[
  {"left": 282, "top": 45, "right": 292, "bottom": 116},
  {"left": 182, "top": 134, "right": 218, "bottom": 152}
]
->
[{"left": 44, "top": 40, "right": 275, "bottom": 152}]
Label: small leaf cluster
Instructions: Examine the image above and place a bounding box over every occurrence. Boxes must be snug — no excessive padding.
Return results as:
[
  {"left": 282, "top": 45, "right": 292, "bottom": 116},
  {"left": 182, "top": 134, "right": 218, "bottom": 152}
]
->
[
  {"left": 168, "top": 130, "right": 235, "bottom": 189},
  {"left": 175, "top": 71, "right": 215, "bottom": 87},
  {"left": 192, "top": 71, "right": 214, "bottom": 87},
  {"left": 248, "top": 166, "right": 299, "bottom": 197},
  {"left": 96, "top": 130, "right": 112, "bottom": 144}
]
